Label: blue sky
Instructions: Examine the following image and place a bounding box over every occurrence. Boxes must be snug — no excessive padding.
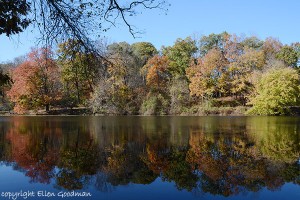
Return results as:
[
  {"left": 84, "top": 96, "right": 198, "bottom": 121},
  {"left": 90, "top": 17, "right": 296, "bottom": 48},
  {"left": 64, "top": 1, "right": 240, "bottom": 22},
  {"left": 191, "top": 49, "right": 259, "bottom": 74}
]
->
[{"left": 1, "top": 0, "right": 299, "bottom": 62}]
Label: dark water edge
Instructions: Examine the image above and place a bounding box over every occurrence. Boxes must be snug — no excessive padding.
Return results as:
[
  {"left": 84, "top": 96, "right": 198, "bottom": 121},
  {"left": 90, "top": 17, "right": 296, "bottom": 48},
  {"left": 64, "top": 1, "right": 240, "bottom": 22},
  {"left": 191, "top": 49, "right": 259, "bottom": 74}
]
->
[
  {"left": 0, "top": 106, "right": 274, "bottom": 116},
  {"left": 1, "top": 105, "right": 300, "bottom": 116},
  {"left": 0, "top": 116, "right": 299, "bottom": 200}
]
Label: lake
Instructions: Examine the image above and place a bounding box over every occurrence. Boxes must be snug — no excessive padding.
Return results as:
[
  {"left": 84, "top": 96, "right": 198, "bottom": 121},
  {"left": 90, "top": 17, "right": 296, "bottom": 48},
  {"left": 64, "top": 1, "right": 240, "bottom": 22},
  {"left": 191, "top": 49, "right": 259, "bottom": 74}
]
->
[{"left": 0, "top": 116, "right": 299, "bottom": 200}]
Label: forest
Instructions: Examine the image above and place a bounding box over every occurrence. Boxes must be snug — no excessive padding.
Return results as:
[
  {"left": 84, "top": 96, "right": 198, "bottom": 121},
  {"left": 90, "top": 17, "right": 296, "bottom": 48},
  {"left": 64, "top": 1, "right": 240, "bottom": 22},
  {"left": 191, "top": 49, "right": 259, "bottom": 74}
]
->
[{"left": 1, "top": 32, "right": 300, "bottom": 115}]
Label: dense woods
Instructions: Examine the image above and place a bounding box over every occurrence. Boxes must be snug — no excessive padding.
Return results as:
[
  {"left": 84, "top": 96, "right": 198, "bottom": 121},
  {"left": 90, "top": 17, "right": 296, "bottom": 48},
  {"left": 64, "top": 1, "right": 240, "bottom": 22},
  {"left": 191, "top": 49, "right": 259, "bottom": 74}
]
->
[{"left": 1, "top": 32, "right": 300, "bottom": 115}]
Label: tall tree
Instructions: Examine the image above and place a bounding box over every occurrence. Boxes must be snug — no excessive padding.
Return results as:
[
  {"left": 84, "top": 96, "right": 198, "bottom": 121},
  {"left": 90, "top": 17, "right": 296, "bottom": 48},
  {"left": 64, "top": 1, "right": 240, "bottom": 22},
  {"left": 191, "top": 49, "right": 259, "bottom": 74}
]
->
[
  {"left": 139, "top": 55, "right": 170, "bottom": 115},
  {"left": 240, "top": 36, "right": 264, "bottom": 50},
  {"left": 107, "top": 42, "right": 143, "bottom": 87},
  {"left": 58, "top": 40, "right": 99, "bottom": 106},
  {"left": 132, "top": 42, "right": 158, "bottom": 66},
  {"left": 199, "top": 32, "right": 230, "bottom": 57},
  {"left": 262, "top": 37, "right": 282, "bottom": 60},
  {"left": 186, "top": 48, "right": 229, "bottom": 99},
  {"left": 142, "top": 55, "right": 170, "bottom": 91},
  {"left": 229, "top": 47, "right": 265, "bottom": 101},
  {"left": 163, "top": 37, "right": 197, "bottom": 78},
  {"left": 275, "top": 45, "right": 298, "bottom": 67},
  {"left": 132, "top": 42, "right": 158, "bottom": 84},
  {"left": 7, "top": 48, "right": 60, "bottom": 113}
]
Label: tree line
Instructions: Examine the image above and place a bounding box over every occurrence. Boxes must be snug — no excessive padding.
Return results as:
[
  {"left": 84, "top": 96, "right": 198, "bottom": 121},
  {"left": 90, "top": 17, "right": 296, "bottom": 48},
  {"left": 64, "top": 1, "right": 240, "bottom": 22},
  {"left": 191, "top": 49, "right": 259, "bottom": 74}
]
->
[{"left": 1, "top": 32, "right": 300, "bottom": 115}]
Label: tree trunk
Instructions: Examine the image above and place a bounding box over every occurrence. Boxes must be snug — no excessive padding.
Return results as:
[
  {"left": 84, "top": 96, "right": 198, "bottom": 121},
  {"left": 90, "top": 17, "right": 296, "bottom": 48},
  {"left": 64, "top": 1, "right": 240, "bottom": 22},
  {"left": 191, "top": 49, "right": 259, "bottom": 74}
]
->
[{"left": 46, "top": 104, "right": 50, "bottom": 112}]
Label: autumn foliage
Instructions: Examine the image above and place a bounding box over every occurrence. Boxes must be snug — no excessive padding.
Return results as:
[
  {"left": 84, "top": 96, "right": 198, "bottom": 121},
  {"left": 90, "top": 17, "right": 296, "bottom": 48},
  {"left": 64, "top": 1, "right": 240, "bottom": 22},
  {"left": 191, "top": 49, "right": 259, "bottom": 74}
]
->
[
  {"left": 142, "top": 55, "right": 170, "bottom": 90},
  {"left": 7, "top": 48, "right": 60, "bottom": 114},
  {"left": 1, "top": 33, "right": 300, "bottom": 115}
]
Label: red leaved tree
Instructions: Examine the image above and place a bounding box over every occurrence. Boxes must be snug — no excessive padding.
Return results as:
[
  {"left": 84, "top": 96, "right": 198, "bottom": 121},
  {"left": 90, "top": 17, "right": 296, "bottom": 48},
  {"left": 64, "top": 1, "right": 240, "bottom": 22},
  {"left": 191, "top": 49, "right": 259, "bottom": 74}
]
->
[{"left": 7, "top": 48, "right": 61, "bottom": 114}]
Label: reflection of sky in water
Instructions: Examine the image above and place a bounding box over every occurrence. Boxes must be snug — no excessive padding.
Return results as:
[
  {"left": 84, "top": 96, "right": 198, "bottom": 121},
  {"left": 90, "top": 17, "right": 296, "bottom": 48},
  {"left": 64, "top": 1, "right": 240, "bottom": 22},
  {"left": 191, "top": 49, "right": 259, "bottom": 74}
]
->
[{"left": 0, "top": 165, "right": 299, "bottom": 200}]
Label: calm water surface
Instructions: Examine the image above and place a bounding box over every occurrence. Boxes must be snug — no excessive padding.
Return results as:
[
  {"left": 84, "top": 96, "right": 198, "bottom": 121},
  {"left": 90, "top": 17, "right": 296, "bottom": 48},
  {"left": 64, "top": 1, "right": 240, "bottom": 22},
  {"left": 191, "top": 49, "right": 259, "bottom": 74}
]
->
[{"left": 0, "top": 116, "right": 299, "bottom": 200}]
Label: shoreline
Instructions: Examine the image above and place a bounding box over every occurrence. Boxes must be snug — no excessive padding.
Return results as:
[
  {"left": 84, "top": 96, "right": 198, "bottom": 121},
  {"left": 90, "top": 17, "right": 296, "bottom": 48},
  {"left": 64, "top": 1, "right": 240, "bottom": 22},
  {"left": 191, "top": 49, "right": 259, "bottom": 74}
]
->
[
  {"left": 0, "top": 113, "right": 299, "bottom": 117},
  {"left": 1, "top": 106, "right": 299, "bottom": 116}
]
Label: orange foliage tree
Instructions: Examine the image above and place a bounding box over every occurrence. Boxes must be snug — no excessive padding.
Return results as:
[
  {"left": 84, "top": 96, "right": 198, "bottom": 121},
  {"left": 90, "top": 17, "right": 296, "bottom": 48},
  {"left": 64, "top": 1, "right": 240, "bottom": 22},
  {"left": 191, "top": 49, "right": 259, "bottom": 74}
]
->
[
  {"left": 7, "top": 48, "right": 61, "bottom": 113},
  {"left": 186, "top": 48, "right": 229, "bottom": 100},
  {"left": 141, "top": 55, "right": 170, "bottom": 91}
]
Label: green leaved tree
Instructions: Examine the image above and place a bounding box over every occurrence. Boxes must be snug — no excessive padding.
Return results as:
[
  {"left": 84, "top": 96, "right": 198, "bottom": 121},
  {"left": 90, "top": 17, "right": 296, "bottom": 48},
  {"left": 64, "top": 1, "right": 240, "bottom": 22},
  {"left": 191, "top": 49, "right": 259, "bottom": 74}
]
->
[
  {"left": 275, "top": 45, "right": 298, "bottom": 67},
  {"left": 247, "top": 67, "right": 300, "bottom": 115}
]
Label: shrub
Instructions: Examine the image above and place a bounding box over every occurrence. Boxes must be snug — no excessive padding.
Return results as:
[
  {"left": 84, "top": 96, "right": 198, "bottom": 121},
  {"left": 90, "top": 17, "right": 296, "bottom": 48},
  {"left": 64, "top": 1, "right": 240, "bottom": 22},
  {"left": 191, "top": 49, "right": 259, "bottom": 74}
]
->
[
  {"left": 140, "top": 93, "right": 169, "bottom": 115},
  {"left": 246, "top": 67, "right": 300, "bottom": 115}
]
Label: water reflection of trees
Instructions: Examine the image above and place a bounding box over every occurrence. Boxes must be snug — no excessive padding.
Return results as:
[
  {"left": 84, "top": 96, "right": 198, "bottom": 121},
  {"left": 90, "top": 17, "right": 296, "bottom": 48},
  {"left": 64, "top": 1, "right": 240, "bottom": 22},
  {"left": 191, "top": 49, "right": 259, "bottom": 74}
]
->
[
  {"left": 4, "top": 117, "right": 60, "bottom": 184},
  {"left": 56, "top": 127, "right": 102, "bottom": 190},
  {"left": 0, "top": 116, "right": 299, "bottom": 197},
  {"left": 186, "top": 131, "right": 298, "bottom": 196},
  {"left": 246, "top": 117, "right": 300, "bottom": 163}
]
